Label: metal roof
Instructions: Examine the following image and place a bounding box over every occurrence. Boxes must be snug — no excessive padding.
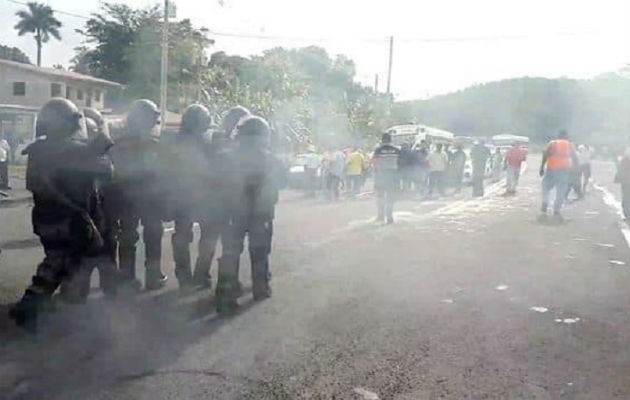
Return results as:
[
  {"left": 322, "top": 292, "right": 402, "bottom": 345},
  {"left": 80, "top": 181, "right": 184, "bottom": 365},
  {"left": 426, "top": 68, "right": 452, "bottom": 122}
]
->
[{"left": 0, "top": 59, "right": 122, "bottom": 88}]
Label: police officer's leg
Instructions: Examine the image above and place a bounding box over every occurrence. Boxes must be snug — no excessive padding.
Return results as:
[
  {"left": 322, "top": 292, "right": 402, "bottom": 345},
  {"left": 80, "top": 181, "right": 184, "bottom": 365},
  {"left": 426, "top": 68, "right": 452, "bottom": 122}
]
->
[
  {"left": 142, "top": 214, "right": 167, "bottom": 290},
  {"left": 249, "top": 219, "right": 273, "bottom": 300},
  {"left": 193, "top": 219, "right": 220, "bottom": 287},
  {"left": 216, "top": 219, "right": 246, "bottom": 313},
  {"left": 97, "top": 218, "right": 119, "bottom": 297},
  {"left": 171, "top": 213, "right": 194, "bottom": 287},
  {"left": 59, "top": 257, "right": 94, "bottom": 303},
  {"left": 10, "top": 238, "right": 78, "bottom": 330},
  {"left": 118, "top": 209, "right": 140, "bottom": 284}
]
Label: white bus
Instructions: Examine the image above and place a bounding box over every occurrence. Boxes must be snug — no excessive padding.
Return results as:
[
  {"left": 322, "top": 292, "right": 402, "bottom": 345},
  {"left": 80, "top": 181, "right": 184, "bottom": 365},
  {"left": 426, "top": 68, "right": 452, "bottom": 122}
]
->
[{"left": 386, "top": 124, "right": 455, "bottom": 147}]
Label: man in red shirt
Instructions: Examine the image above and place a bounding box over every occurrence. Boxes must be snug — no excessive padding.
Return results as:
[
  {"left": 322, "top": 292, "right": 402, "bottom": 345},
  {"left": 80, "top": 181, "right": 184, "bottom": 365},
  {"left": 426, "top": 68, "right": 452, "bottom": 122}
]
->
[{"left": 504, "top": 142, "right": 527, "bottom": 195}]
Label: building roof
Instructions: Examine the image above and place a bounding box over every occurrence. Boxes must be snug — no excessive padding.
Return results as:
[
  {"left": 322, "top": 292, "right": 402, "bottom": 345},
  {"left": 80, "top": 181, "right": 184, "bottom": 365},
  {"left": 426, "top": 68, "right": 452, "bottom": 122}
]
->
[{"left": 0, "top": 59, "right": 122, "bottom": 88}]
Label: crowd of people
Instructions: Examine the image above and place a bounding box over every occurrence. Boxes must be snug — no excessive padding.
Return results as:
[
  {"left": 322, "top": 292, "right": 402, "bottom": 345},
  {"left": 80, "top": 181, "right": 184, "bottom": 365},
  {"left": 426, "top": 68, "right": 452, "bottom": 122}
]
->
[{"left": 9, "top": 98, "right": 286, "bottom": 331}]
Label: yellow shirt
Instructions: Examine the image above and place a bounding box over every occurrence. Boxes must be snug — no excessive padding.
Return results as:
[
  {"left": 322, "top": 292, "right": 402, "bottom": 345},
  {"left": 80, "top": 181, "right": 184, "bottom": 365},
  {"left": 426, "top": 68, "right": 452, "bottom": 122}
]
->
[{"left": 346, "top": 151, "right": 364, "bottom": 175}]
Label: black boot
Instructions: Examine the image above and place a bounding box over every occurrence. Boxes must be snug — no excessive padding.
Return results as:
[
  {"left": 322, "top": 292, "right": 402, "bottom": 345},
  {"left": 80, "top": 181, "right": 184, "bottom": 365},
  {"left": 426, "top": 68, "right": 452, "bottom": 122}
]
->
[
  {"left": 9, "top": 291, "right": 41, "bottom": 333},
  {"left": 215, "top": 258, "right": 239, "bottom": 314},
  {"left": 145, "top": 269, "right": 168, "bottom": 291},
  {"left": 145, "top": 258, "right": 167, "bottom": 291}
]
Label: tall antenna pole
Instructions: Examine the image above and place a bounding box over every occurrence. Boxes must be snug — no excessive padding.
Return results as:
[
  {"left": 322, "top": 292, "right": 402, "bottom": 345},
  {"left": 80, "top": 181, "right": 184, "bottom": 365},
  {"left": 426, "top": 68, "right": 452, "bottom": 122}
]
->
[{"left": 159, "top": 0, "right": 169, "bottom": 133}]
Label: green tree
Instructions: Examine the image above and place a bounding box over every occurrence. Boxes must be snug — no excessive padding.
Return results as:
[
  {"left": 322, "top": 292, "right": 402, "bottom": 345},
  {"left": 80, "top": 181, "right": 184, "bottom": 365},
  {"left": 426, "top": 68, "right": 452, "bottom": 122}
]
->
[
  {"left": 0, "top": 44, "right": 32, "bottom": 64},
  {"left": 14, "top": 2, "right": 62, "bottom": 66},
  {"left": 73, "top": 2, "right": 212, "bottom": 108},
  {"left": 202, "top": 46, "right": 388, "bottom": 150}
]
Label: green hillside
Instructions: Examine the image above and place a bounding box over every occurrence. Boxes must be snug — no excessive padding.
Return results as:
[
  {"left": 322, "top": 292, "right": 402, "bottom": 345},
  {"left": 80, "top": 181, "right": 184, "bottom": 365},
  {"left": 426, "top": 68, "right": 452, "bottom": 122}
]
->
[{"left": 392, "top": 72, "right": 630, "bottom": 145}]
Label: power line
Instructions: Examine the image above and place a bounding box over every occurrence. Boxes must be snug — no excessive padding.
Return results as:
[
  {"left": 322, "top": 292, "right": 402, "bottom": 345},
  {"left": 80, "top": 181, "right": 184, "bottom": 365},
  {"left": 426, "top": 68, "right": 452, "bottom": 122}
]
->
[
  {"left": 207, "top": 30, "right": 386, "bottom": 43},
  {"left": 4, "top": 0, "right": 606, "bottom": 44},
  {"left": 6, "top": 0, "right": 91, "bottom": 19}
]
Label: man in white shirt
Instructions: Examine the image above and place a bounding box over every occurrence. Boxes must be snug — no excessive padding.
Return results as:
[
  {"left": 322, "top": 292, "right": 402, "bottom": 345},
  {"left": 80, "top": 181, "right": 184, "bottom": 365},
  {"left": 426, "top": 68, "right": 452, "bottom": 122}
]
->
[
  {"left": 577, "top": 144, "right": 592, "bottom": 193},
  {"left": 426, "top": 143, "right": 448, "bottom": 197},
  {"left": 303, "top": 149, "right": 321, "bottom": 196},
  {"left": 0, "top": 133, "right": 10, "bottom": 190}
]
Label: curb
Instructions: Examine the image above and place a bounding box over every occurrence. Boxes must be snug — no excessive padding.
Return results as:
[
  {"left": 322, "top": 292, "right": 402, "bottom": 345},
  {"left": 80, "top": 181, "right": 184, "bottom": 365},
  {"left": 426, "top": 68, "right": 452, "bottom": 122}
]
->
[{"left": 0, "top": 195, "right": 32, "bottom": 207}]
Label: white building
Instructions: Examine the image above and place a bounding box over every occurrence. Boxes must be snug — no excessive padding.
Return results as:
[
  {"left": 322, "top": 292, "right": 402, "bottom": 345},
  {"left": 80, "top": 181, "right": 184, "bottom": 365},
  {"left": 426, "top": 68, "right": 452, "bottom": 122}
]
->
[{"left": 0, "top": 59, "right": 121, "bottom": 143}]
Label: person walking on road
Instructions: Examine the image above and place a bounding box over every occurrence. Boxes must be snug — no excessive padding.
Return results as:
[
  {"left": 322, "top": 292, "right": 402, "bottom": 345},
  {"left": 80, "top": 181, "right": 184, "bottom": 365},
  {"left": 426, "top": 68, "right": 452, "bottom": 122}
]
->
[
  {"left": 9, "top": 99, "right": 112, "bottom": 330},
  {"left": 303, "top": 147, "right": 321, "bottom": 197},
  {"left": 450, "top": 145, "right": 467, "bottom": 194},
  {"left": 539, "top": 130, "right": 578, "bottom": 222},
  {"left": 109, "top": 99, "right": 169, "bottom": 291},
  {"left": 0, "top": 133, "right": 11, "bottom": 190},
  {"left": 414, "top": 140, "right": 429, "bottom": 196},
  {"left": 615, "top": 146, "right": 630, "bottom": 222},
  {"left": 503, "top": 142, "right": 527, "bottom": 195},
  {"left": 471, "top": 141, "right": 491, "bottom": 197},
  {"left": 345, "top": 147, "right": 364, "bottom": 196},
  {"left": 214, "top": 116, "right": 286, "bottom": 313},
  {"left": 398, "top": 143, "right": 416, "bottom": 192},
  {"left": 326, "top": 149, "right": 345, "bottom": 201},
  {"left": 372, "top": 133, "right": 400, "bottom": 223},
  {"left": 577, "top": 144, "right": 592, "bottom": 194},
  {"left": 491, "top": 148, "right": 503, "bottom": 183},
  {"left": 426, "top": 143, "right": 448, "bottom": 197}
]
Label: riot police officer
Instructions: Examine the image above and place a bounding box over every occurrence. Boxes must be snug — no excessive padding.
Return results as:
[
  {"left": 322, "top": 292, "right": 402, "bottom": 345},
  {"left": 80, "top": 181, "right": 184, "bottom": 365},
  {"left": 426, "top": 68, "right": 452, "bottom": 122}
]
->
[
  {"left": 215, "top": 116, "right": 286, "bottom": 314},
  {"left": 59, "top": 108, "right": 118, "bottom": 302},
  {"left": 220, "top": 105, "right": 250, "bottom": 141},
  {"left": 9, "top": 98, "right": 112, "bottom": 330},
  {"left": 168, "top": 104, "right": 217, "bottom": 288},
  {"left": 109, "top": 99, "right": 167, "bottom": 291}
]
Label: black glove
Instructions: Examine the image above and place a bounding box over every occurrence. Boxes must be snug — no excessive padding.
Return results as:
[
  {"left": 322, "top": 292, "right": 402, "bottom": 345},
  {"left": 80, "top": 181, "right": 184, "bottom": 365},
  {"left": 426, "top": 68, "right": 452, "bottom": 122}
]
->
[{"left": 539, "top": 167, "right": 545, "bottom": 177}]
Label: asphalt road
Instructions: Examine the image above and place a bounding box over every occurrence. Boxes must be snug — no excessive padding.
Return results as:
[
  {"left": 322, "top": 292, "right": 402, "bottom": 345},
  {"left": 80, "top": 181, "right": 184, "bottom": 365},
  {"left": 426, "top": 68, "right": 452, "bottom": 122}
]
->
[{"left": 0, "top": 158, "right": 628, "bottom": 400}]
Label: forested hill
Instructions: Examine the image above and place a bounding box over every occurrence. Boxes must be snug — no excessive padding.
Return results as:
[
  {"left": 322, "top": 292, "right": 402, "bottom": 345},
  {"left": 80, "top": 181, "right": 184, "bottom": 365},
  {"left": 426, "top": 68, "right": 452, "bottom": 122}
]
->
[{"left": 392, "top": 72, "right": 630, "bottom": 145}]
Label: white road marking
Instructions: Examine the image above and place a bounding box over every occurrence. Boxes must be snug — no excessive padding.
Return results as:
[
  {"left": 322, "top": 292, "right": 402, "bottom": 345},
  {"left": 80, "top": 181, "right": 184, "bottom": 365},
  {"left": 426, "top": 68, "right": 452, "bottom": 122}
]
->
[
  {"left": 609, "top": 260, "right": 627, "bottom": 266},
  {"left": 530, "top": 306, "right": 549, "bottom": 313},
  {"left": 440, "top": 299, "right": 455, "bottom": 304},
  {"left": 593, "top": 183, "right": 630, "bottom": 247},
  {"left": 495, "top": 284, "right": 509, "bottom": 291},
  {"left": 595, "top": 243, "right": 615, "bottom": 248},
  {"left": 353, "top": 387, "right": 380, "bottom": 400},
  {"left": 555, "top": 317, "right": 581, "bottom": 324},
  {"left": 164, "top": 222, "right": 199, "bottom": 234}
]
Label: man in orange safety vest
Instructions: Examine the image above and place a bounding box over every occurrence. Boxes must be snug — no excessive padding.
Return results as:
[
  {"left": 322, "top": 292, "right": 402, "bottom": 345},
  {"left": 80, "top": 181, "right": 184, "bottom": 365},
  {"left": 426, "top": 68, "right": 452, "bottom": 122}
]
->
[{"left": 539, "top": 130, "right": 578, "bottom": 221}]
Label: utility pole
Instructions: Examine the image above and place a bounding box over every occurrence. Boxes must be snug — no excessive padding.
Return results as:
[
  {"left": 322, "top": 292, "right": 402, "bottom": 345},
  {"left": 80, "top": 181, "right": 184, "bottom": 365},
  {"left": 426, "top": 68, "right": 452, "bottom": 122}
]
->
[
  {"left": 386, "top": 36, "right": 393, "bottom": 96},
  {"left": 159, "top": 0, "right": 169, "bottom": 133},
  {"left": 374, "top": 74, "right": 379, "bottom": 92},
  {"left": 385, "top": 36, "right": 394, "bottom": 118}
]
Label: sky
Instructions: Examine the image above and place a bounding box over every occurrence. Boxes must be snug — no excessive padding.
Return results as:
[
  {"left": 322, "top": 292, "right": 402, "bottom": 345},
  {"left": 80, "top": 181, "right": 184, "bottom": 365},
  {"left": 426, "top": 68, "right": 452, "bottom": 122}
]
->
[{"left": 1, "top": 0, "right": 629, "bottom": 100}]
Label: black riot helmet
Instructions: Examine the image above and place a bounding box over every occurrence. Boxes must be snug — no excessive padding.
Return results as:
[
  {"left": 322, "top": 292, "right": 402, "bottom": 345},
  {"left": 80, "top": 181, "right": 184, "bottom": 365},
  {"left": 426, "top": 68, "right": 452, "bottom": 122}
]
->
[
  {"left": 36, "top": 98, "right": 83, "bottom": 139},
  {"left": 85, "top": 117, "right": 99, "bottom": 139},
  {"left": 222, "top": 106, "right": 250, "bottom": 138},
  {"left": 180, "top": 104, "right": 212, "bottom": 136},
  {"left": 83, "top": 107, "right": 105, "bottom": 128},
  {"left": 125, "top": 99, "right": 160, "bottom": 137},
  {"left": 234, "top": 115, "right": 270, "bottom": 148},
  {"left": 83, "top": 107, "right": 110, "bottom": 140}
]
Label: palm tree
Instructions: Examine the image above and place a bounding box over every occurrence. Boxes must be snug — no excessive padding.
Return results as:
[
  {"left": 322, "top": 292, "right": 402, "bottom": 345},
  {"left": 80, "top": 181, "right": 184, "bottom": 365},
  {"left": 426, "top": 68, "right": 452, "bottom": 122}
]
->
[{"left": 14, "top": 2, "right": 62, "bottom": 67}]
